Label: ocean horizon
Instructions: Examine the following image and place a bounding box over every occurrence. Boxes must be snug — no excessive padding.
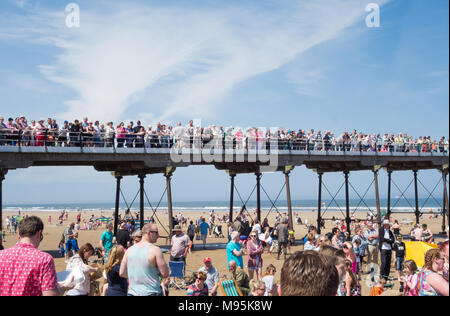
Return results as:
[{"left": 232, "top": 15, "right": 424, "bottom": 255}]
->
[{"left": 3, "top": 198, "right": 444, "bottom": 214}]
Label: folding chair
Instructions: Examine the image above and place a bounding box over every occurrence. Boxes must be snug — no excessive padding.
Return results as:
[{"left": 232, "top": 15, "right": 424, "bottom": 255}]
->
[
  {"left": 168, "top": 261, "right": 188, "bottom": 290},
  {"left": 219, "top": 279, "right": 243, "bottom": 296}
]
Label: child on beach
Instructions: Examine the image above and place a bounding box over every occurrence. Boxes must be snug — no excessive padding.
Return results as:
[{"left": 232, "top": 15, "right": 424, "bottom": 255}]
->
[
  {"left": 400, "top": 260, "right": 419, "bottom": 296},
  {"left": 352, "top": 238, "right": 362, "bottom": 279},
  {"left": 394, "top": 235, "right": 406, "bottom": 292}
]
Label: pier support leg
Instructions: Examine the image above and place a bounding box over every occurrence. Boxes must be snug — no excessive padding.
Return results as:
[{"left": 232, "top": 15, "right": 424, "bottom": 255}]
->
[
  {"left": 0, "top": 169, "right": 7, "bottom": 234},
  {"left": 166, "top": 173, "right": 174, "bottom": 238},
  {"left": 256, "top": 172, "right": 262, "bottom": 224},
  {"left": 139, "top": 174, "right": 146, "bottom": 229},
  {"left": 387, "top": 170, "right": 392, "bottom": 221},
  {"left": 443, "top": 170, "right": 449, "bottom": 233},
  {"left": 284, "top": 171, "right": 293, "bottom": 231},
  {"left": 229, "top": 173, "right": 235, "bottom": 224},
  {"left": 344, "top": 171, "right": 351, "bottom": 237},
  {"left": 373, "top": 168, "right": 381, "bottom": 225},
  {"left": 414, "top": 170, "right": 420, "bottom": 225},
  {"left": 113, "top": 175, "right": 122, "bottom": 236},
  {"left": 317, "top": 172, "right": 323, "bottom": 234}
]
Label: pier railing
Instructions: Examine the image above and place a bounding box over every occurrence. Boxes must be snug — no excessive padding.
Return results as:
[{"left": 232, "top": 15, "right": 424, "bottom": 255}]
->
[{"left": 0, "top": 130, "right": 448, "bottom": 154}]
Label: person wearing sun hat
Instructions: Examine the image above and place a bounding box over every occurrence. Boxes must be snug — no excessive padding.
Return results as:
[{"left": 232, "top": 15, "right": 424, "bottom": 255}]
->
[
  {"left": 379, "top": 219, "right": 395, "bottom": 281},
  {"left": 198, "top": 257, "right": 220, "bottom": 296},
  {"left": 170, "top": 225, "right": 190, "bottom": 265}
]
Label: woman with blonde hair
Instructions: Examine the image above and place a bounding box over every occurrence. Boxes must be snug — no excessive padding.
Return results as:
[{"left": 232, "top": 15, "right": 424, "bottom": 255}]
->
[
  {"left": 261, "top": 264, "right": 277, "bottom": 296},
  {"left": 104, "top": 245, "right": 127, "bottom": 296},
  {"left": 418, "top": 248, "right": 449, "bottom": 296},
  {"left": 249, "top": 279, "right": 266, "bottom": 297}
]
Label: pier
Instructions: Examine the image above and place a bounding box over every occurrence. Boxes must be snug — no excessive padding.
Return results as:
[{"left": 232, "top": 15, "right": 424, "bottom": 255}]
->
[{"left": 0, "top": 146, "right": 448, "bottom": 237}]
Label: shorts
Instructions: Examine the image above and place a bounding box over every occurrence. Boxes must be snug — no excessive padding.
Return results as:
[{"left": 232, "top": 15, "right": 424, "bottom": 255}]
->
[
  {"left": 65, "top": 239, "right": 79, "bottom": 253},
  {"left": 395, "top": 257, "right": 404, "bottom": 271},
  {"left": 201, "top": 234, "right": 207, "bottom": 242}
]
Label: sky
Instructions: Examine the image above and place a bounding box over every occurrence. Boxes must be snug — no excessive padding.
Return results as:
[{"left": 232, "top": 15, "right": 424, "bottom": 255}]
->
[{"left": 0, "top": 0, "right": 448, "bottom": 206}]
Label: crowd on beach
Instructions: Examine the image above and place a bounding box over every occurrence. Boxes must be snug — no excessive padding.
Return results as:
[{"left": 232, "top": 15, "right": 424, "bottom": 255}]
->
[
  {"left": 0, "top": 207, "right": 448, "bottom": 297},
  {"left": 1, "top": 116, "right": 449, "bottom": 153}
]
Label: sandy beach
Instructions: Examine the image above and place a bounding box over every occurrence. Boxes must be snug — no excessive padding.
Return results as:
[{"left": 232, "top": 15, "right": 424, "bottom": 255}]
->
[{"left": 1, "top": 209, "right": 447, "bottom": 296}]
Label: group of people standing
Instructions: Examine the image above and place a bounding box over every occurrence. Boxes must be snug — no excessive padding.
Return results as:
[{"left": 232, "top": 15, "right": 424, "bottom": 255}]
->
[{"left": 2, "top": 116, "right": 449, "bottom": 154}]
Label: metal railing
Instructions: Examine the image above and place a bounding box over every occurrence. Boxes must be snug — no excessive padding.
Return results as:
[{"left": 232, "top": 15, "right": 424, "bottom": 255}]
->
[{"left": 0, "top": 129, "right": 448, "bottom": 154}]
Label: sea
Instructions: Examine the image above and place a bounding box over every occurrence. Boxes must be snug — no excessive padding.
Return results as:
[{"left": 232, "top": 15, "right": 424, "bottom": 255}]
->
[{"left": 3, "top": 198, "right": 445, "bottom": 215}]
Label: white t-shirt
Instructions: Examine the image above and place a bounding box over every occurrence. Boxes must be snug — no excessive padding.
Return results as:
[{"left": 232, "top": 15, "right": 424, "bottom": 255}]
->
[
  {"left": 381, "top": 230, "right": 392, "bottom": 250},
  {"left": 252, "top": 224, "right": 262, "bottom": 235}
]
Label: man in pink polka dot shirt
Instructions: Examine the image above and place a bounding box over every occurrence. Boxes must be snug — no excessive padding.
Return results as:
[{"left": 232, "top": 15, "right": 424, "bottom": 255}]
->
[{"left": 0, "top": 216, "right": 70, "bottom": 296}]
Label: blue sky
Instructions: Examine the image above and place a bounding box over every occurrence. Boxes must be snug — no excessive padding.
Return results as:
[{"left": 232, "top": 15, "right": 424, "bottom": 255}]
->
[{"left": 0, "top": 0, "right": 448, "bottom": 205}]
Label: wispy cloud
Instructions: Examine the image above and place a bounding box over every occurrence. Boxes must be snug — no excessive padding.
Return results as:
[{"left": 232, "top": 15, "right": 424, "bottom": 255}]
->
[{"left": 0, "top": 0, "right": 390, "bottom": 124}]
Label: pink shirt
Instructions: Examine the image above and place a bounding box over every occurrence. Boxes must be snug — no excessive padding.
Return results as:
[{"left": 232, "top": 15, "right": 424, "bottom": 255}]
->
[{"left": 0, "top": 242, "right": 58, "bottom": 296}]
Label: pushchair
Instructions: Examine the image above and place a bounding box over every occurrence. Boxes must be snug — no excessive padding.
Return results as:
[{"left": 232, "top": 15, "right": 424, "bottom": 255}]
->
[{"left": 214, "top": 225, "right": 224, "bottom": 238}]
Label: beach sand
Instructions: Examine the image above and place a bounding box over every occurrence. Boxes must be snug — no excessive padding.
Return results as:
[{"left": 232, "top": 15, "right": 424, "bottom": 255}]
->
[{"left": 1, "top": 209, "right": 447, "bottom": 296}]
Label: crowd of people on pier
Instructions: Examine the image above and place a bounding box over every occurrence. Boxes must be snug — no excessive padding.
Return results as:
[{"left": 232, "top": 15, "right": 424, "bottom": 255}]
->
[
  {"left": 0, "top": 209, "right": 448, "bottom": 296},
  {"left": 1, "top": 116, "right": 449, "bottom": 153}
]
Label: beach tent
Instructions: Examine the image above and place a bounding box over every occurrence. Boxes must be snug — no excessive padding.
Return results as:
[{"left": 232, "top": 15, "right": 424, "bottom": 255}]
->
[{"left": 404, "top": 241, "right": 438, "bottom": 268}]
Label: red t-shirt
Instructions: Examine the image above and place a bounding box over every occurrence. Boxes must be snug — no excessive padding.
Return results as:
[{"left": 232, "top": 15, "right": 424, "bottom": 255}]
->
[{"left": 0, "top": 243, "right": 58, "bottom": 296}]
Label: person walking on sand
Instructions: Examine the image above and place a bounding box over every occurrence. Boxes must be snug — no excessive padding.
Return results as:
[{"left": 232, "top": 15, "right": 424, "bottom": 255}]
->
[
  {"left": 119, "top": 224, "right": 169, "bottom": 296},
  {"left": 100, "top": 223, "right": 114, "bottom": 263},
  {"left": 276, "top": 218, "right": 289, "bottom": 260},
  {"left": 199, "top": 218, "right": 209, "bottom": 249}
]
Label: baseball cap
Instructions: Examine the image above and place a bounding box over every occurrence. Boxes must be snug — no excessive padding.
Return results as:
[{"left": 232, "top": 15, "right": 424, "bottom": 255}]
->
[
  {"left": 383, "top": 219, "right": 390, "bottom": 225},
  {"left": 203, "top": 257, "right": 211, "bottom": 263}
]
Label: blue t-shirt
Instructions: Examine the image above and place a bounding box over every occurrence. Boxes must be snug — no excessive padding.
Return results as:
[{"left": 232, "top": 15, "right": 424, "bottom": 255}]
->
[
  {"left": 101, "top": 230, "right": 114, "bottom": 252},
  {"left": 200, "top": 222, "right": 209, "bottom": 235},
  {"left": 226, "top": 241, "right": 243, "bottom": 269}
]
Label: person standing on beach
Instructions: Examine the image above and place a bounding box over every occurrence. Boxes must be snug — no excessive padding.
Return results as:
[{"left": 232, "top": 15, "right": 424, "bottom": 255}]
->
[
  {"left": 276, "top": 218, "right": 289, "bottom": 260},
  {"left": 187, "top": 221, "right": 196, "bottom": 246},
  {"left": 0, "top": 216, "right": 70, "bottom": 296},
  {"left": 170, "top": 225, "right": 190, "bottom": 266},
  {"left": 379, "top": 220, "right": 395, "bottom": 281},
  {"left": 100, "top": 223, "right": 114, "bottom": 263},
  {"left": 226, "top": 231, "right": 245, "bottom": 269},
  {"left": 199, "top": 218, "right": 209, "bottom": 249},
  {"left": 116, "top": 222, "right": 132, "bottom": 250},
  {"left": 364, "top": 222, "right": 379, "bottom": 273},
  {"left": 64, "top": 223, "right": 76, "bottom": 262},
  {"left": 119, "top": 224, "right": 169, "bottom": 296}
]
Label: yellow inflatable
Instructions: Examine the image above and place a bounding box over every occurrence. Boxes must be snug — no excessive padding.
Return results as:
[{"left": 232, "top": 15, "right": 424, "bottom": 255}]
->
[{"left": 404, "top": 241, "right": 438, "bottom": 268}]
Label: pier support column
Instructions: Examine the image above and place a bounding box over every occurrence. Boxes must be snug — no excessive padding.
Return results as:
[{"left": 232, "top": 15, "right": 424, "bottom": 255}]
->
[
  {"left": 113, "top": 174, "right": 122, "bottom": 236},
  {"left": 284, "top": 169, "right": 293, "bottom": 231},
  {"left": 256, "top": 172, "right": 262, "bottom": 223},
  {"left": 166, "top": 172, "right": 174, "bottom": 238},
  {"left": 443, "top": 169, "right": 449, "bottom": 233},
  {"left": 373, "top": 166, "right": 381, "bottom": 225},
  {"left": 229, "top": 173, "right": 235, "bottom": 224},
  {"left": 139, "top": 174, "right": 146, "bottom": 229},
  {"left": 414, "top": 170, "right": 420, "bottom": 224},
  {"left": 0, "top": 169, "right": 7, "bottom": 234},
  {"left": 344, "top": 171, "right": 351, "bottom": 237},
  {"left": 317, "top": 172, "right": 323, "bottom": 234},
  {"left": 387, "top": 170, "right": 392, "bottom": 220}
]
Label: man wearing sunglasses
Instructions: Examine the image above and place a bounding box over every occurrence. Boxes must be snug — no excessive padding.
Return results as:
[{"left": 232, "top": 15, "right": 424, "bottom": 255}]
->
[
  {"left": 120, "top": 224, "right": 169, "bottom": 296},
  {"left": 0, "top": 216, "right": 71, "bottom": 296}
]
